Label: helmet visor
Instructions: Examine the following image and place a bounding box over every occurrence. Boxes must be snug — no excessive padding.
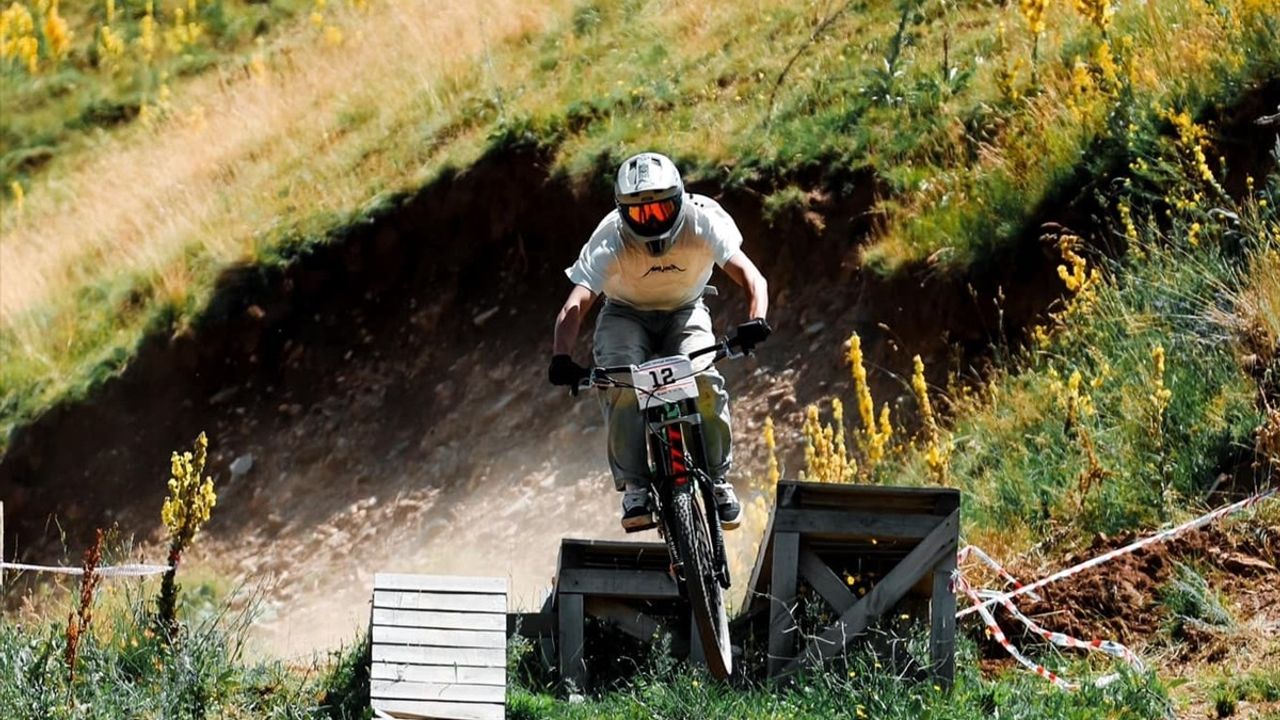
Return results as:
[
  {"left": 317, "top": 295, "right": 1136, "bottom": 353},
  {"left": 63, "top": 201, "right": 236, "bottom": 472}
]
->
[{"left": 621, "top": 198, "right": 680, "bottom": 237}]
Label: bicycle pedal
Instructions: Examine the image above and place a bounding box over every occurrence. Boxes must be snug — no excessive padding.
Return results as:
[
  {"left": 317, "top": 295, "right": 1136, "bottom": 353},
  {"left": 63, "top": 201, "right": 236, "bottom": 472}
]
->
[{"left": 621, "top": 515, "right": 658, "bottom": 533}]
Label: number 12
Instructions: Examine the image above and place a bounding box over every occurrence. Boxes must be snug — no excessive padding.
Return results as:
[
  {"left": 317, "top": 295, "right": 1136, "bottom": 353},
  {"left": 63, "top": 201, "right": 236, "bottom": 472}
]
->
[{"left": 648, "top": 367, "right": 676, "bottom": 386}]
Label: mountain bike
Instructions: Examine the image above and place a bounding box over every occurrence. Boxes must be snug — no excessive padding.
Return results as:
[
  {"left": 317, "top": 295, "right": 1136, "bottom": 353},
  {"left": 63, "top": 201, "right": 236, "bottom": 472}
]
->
[{"left": 572, "top": 330, "right": 762, "bottom": 679}]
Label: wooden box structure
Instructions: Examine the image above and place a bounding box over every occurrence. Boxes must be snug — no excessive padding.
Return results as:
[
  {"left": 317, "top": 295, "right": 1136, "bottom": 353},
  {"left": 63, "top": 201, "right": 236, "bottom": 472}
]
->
[
  {"left": 547, "top": 538, "right": 690, "bottom": 691},
  {"left": 370, "top": 573, "right": 508, "bottom": 720},
  {"left": 743, "top": 482, "right": 960, "bottom": 683}
]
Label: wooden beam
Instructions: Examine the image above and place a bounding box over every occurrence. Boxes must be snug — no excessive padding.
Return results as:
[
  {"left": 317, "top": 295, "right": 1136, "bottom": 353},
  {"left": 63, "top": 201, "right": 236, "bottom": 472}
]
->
[
  {"left": 774, "top": 509, "right": 941, "bottom": 540},
  {"left": 558, "top": 592, "right": 586, "bottom": 691},
  {"left": 766, "top": 532, "right": 800, "bottom": 678},
  {"left": 507, "top": 612, "right": 556, "bottom": 638},
  {"left": 370, "top": 698, "right": 503, "bottom": 720},
  {"left": 783, "top": 510, "right": 959, "bottom": 674},
  {"left": 371, "top": 680, "right": 505, "bottom": 703},
  {"left": 371, "top": 662, "right": 506, "bottom": 686},
  {"left": 372, "top": 644, "right": 505, "bottom": 668},
  {"left": 556, "top": 568, "right": 679, "bottom": 600},
  {"left": 372, "top": 626, "right": 506, "bottom": 649},
  {"left": 798, "top": 548, "right": 856, "bottom": 614},
  {"left": 374, "top": 590, "right": 506, "bottom": 614},
  {"left": 930, "top": 551, "right": 957, "bottom": 688},
  {"left": 374, "top": 573, "right": 507, "bottom": 594},
  {"left": 584, "top": 598, "right": 661, "bottom": 643},
  {"left": 373, "top": 608, "right": 505, "bottom": 631}
]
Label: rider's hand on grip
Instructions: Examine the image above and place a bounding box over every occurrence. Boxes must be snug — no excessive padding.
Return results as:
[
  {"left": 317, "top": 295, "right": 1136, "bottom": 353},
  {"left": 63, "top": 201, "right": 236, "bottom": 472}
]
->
[
  {"left": 548, "top": 354, "right": 589, "bottom": 387},
  {"left": 733, "top": 318, "right": 772, "bottom": 353}
]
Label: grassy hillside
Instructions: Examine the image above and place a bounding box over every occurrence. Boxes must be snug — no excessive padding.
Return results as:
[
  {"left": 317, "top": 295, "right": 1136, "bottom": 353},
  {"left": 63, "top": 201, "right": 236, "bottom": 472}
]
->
[
  {"left": 1, "top": 0, "right": 1278, "bottom": 716},
  {"left": 2, "top": 0, "right": 1277, "bottom": 446}
]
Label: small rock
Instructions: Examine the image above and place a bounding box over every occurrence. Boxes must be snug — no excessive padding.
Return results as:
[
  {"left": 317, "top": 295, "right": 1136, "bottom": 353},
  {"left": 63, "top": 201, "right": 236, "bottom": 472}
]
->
[
  {"left": 230, "top": 454, "right": 255, "bottom": 478},
  {"left": 473, "top": 306, "right": 500, "bottom": 326},
  {"left": 804, "top": 321, "right": 826, "bottom": 335}
]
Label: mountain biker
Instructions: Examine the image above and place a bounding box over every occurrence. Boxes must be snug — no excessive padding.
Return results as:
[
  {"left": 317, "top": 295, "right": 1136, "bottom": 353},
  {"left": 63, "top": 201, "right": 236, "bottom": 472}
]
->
[{"left": 548, "top": 151, "right": 771, "bottom": 533}]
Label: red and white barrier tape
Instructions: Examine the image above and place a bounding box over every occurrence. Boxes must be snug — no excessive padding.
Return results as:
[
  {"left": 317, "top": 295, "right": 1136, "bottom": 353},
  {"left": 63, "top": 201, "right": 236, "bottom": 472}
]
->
[
  {"left": 955, "top": 548, "right": 1143, "bottom": 689},
  {"left": 0, "top": 561, "right": 171, "bottom": 578},
  {"left": 956, "top": 544, "right": 1042, "bottom": 602},
  {"left": 954, "top": 572, "right": 1082, "bottom": 689},
  {"left": 957, "top": 486, "right": 1277, "bottom": 619}
]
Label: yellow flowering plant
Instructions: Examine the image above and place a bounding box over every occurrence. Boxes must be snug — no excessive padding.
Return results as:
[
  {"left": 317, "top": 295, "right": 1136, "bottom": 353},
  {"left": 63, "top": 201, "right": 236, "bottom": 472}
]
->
[{"left": 156, "top": 431, "right": 217, "bottom": 638}]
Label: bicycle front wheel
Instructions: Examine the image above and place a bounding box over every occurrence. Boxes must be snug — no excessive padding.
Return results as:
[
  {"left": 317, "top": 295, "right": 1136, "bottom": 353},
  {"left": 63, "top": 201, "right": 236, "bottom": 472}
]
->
[{"left": 672, "top": 490, "right": 732, "bottom": 678}]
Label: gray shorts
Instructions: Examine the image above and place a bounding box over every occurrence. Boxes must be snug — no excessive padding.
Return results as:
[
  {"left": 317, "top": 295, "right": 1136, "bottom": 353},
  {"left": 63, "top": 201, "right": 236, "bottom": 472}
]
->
[{"left": 592, "top": 299, "right": 733, "bottom": 491}]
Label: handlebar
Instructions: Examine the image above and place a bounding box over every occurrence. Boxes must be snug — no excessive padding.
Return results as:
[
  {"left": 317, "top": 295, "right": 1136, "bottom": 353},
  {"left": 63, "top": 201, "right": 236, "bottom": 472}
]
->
[{"left": 572, "top": 332, "right": 757, "bottom": 395}]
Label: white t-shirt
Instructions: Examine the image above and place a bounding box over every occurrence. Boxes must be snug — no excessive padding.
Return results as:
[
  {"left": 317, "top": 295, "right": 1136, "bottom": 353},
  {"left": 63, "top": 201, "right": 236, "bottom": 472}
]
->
[{"left": 565, "top": 194, "right": 743, "bottom": 310}]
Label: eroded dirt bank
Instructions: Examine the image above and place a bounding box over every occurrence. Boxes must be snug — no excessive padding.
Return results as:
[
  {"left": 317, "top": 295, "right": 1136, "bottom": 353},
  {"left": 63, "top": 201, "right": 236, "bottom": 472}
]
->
[{"left": 0, "top": 142, "right": 1076, "bottom": 655}]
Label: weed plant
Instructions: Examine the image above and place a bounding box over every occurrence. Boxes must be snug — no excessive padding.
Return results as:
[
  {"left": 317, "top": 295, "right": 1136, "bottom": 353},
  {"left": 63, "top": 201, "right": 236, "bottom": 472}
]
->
[
  {"left": 507, "top": 638, "right": 1174, "bottom": 719},
  {"left": 0, "top": 579, "right": 370, "bottom": 719}
]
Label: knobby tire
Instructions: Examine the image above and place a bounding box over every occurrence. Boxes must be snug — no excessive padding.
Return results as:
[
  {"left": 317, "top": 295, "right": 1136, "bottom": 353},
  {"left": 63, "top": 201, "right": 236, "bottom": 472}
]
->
[{"left": 672, "top": 490, "right": 732, "bottom": 678}]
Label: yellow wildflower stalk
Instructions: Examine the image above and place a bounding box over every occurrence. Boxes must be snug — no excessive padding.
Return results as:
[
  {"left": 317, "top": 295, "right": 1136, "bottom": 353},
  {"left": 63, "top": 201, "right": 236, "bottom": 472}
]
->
[
  {"left": 763, "top": 416, "right": 781, "bottom": 492},
  {"left": 912, "top": 355, "right": 949, "bottom": 484},
  {"left": 157, "top": 432, "right": 218, "bottom": 638},
  {"left": 42, "top": 0, "right": 71, "bottom": 61}
]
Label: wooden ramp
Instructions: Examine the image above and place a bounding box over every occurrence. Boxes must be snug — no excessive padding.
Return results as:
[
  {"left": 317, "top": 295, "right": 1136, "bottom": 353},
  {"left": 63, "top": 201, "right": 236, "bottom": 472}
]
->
[
  {"left": 744, "top": 481, "right": 960, "bottom": 683},
  {"left": 370, "top": 573, "right": 507, "bottom": 720}
]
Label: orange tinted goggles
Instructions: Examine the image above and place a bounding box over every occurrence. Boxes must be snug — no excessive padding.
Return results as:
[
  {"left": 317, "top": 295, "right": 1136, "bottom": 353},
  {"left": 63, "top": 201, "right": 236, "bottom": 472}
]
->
[{"left": 623, "top": 199, "right": 678, "bottom": 227}]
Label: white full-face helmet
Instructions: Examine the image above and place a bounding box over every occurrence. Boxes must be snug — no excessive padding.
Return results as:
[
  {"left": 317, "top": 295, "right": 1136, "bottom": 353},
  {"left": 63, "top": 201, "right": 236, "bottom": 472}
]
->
[{"left": 614, "top": 152, "right": 687, "bottom": 257}]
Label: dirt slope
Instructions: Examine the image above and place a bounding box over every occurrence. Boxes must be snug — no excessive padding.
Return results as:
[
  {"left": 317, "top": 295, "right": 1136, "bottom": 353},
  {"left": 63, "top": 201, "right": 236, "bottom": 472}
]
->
[{"left": 0, "top": 146, "right": 1066, "bottom": 656}]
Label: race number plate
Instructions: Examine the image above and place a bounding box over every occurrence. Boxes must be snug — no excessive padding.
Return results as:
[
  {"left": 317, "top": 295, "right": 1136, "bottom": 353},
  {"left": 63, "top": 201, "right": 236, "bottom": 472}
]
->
[{"left": 632, "top": 355, "right": 699, "bottom": 410}]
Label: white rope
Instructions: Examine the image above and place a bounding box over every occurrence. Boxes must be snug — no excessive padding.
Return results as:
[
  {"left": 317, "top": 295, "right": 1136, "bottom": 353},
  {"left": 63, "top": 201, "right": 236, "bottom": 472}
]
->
[{"left": 1, "top": 561, "right": 172, "bottom": 578}]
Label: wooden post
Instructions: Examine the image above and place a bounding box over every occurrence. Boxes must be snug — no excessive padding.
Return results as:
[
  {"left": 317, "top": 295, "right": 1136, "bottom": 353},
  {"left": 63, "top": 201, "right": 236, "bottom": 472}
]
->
[
  {"left": 767, "top": 532, "right": 800, "bottom": 678},
  {"left": 558, "top": 593, "right": 586, "bottom": 692},
  {"left": 930, "top": 551, "right": 957, "bottom": 688}
]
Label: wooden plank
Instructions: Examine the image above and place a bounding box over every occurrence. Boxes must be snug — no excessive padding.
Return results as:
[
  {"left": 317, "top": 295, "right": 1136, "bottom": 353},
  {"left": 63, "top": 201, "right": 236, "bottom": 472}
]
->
[
  {"left": 373, "top": 644, "right": 505, "bottom": 668},
  {"left": 373, "top": 608, "right": 505, "bottom": 631},
  {"left": 559, "top": 538, "right": 669, "bottom": 563},
  {"left": 930, "top": 551, "right": 957, "bottom": 688},
  {"left": 371, "top": 680, "right": 505, "bottom": 703},
  {"left": 507, "top": 612, "right": 556, "bottom": 637},
  {"left": 556, "top": 568, "right": 680, "bottom": 599},
  {"left": 558, "top": 593, "right": 586, "bottom": 691},
  {"left": 798, "top": 548, "right": 856, "bottom": 614},
  {"left": 779, "top": 482, "right": 959, "bottom": 514},
  {"left": 371, "top": 662, "right": 506, "bottom": 686},
  {"left": 784, "top": 510, "right": 959, "bottom": 674},
  {"left": 374, "top": 590, "right": 506, "bottom": 614},
  {"left": 374, "top": 573, "right": 506, "bottom": 594},
  {"left": 774, "top": 508, "right": 941, "bottom": 540},
  {"left": 767, "top": 532, "right": 800, "bottom": 678},
  {"left": 371, "top": 698, "right": 503, "bottom": 720},
  {"left": 584, "top": 598, "right": 661, "bottom": 643},
  {"left": 372, "top": 626, "right": 506, "bottom": 649}
]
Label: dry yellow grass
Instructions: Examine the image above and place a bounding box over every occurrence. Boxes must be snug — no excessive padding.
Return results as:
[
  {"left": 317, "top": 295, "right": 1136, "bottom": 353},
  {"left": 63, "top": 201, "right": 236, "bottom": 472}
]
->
[{"left": 0, "top": 0, "right": 568, "bottom": 329}]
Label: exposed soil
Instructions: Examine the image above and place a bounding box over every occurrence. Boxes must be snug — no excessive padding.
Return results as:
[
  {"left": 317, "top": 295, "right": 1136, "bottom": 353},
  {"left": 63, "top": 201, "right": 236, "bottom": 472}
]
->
[{"left": 1000, "top": 522, "right": 1280, "bottom": 645}]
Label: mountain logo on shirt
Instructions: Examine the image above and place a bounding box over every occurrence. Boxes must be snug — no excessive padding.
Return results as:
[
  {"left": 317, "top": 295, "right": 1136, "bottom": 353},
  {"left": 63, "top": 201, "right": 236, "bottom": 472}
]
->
[{"left": 643, "top": 263, "right": 687, "bottom": 277}]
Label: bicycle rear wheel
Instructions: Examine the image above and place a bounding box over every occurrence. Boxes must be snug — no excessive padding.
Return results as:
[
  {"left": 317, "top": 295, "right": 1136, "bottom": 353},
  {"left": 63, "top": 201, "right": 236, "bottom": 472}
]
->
[{"left": 672, "top": 490, "right": 732, "bottom": 678}]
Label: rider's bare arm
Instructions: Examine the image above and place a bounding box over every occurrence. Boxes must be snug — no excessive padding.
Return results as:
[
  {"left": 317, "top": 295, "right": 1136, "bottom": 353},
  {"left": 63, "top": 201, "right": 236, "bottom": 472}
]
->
[
  {"left": 721, "top": 251, "right": 768, "bottom": 321},
  {"left": 553, "top": 284, "right": 599, "bottom": 355}
]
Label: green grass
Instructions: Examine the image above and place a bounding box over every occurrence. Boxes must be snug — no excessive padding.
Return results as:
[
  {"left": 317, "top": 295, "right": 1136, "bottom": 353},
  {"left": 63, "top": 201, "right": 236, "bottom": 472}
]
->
[
  {"left": 795, "top": 122, "right": 1277, "bottom": 549},
  {"left": 1, "top": 0, "right": 313, "bottom": 190},
  {"left": 0, "top": 589, "right": 370, "bottom": 719},
  {"left": 507, "top": 640, "right": 1173, "bottom": 719}
]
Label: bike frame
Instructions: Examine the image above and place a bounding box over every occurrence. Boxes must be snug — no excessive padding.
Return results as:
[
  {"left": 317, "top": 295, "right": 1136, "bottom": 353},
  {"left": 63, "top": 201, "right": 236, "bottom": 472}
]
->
[{"left": 644, "top": 397, "right": 731, "bottom": 592}]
